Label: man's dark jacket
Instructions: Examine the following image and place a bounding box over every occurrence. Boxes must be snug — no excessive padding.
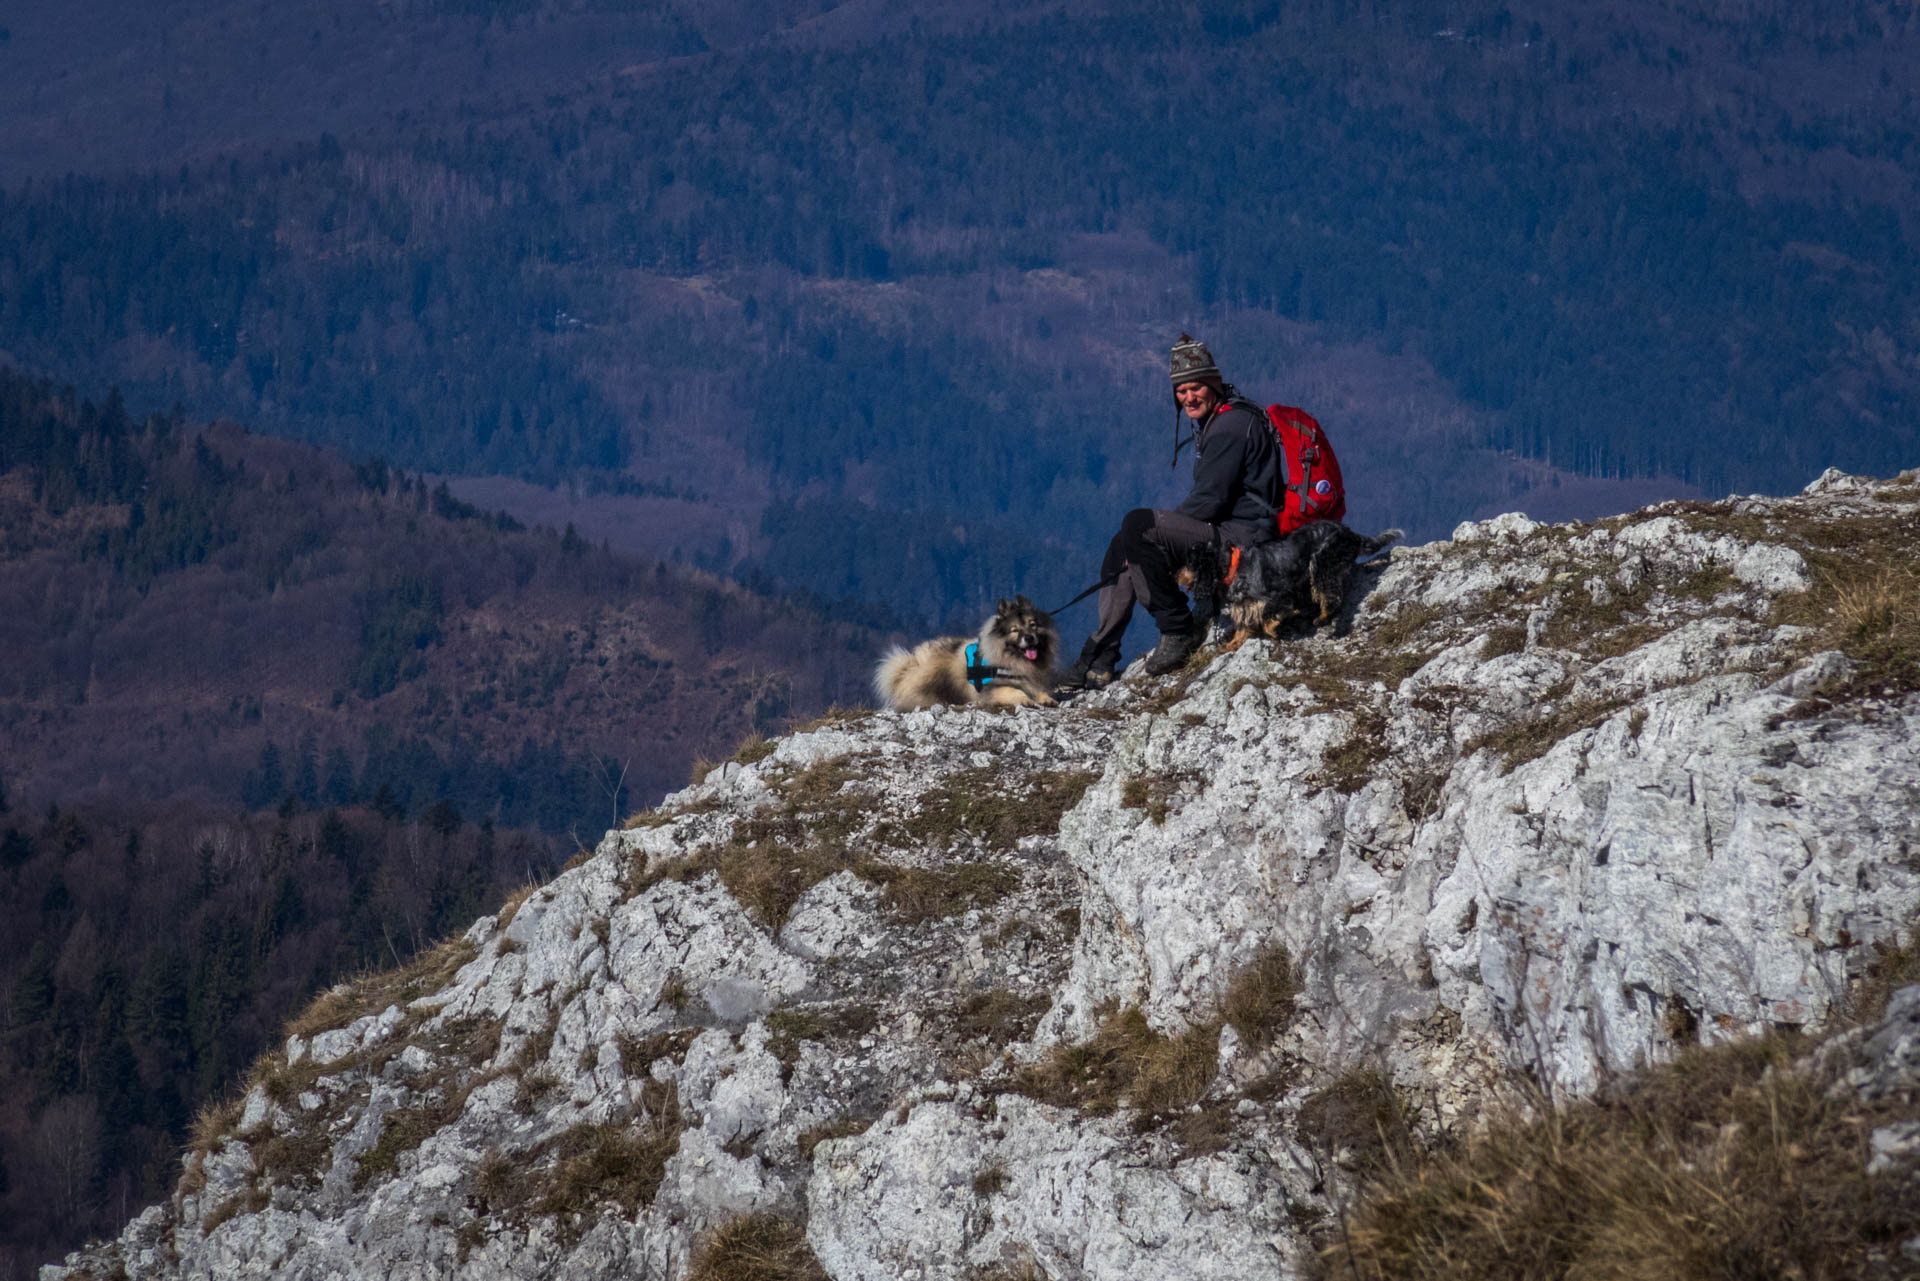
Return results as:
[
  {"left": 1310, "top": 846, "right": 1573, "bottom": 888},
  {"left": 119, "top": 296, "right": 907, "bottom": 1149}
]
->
[{"left": 1174, "top": 397, "right": 1282, "bottom": 546}]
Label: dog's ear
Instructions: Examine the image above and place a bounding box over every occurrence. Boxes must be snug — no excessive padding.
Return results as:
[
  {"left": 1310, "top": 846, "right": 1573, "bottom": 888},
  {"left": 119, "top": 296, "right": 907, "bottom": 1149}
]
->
[{"left": 996, "top": 597, "right": 1010, "bottom": 615}]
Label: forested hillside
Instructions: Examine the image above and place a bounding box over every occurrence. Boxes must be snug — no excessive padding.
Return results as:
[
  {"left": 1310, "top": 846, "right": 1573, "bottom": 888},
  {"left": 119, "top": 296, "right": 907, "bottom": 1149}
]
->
[
  {"left": 0, "top": 797, "right": 553, "bottom": 1280},
  {"left": 2, "top": 0, "right": 1913, "bottom": 627},
  {"left": 0, "top": 367, "right": 880, "bottom": 1279},
  {"left": 0, "top": 368, "right": 876, "bottom": 815}
]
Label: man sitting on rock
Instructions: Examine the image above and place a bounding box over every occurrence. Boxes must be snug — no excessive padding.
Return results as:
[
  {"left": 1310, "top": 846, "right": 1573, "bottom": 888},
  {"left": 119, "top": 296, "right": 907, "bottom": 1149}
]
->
[{"left": 1058, "top": 334, "right": 1284, "bottom": 687}]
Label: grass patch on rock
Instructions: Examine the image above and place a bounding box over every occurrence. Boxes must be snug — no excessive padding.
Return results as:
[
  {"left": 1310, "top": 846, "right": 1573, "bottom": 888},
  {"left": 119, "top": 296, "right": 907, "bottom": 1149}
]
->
[
  {"left": 784, "top": 705, "right": 872, "bottom": 735},
  {"left": 354, "top": 1086, "right": 471, "bottom": 1190},
  {"left": 1295, "top": 1065, "right": 1414, "bottom": 1177},
  {"left": 906, "top": 766, "right": 1099, "bottom": 849},
  {"left": 1777, "top": 548, "right": 1920, "bottom": 711},
  {"left": 1310, "top": 706, "right": 1391, "bottom": 794},
  {"left": 616, "top": 1028, "right": 700, "bottom": 1079},
  {"left": 687, "top": 1212, "right": 831, "bottom": 1281},
  {"left": 953, "top": 989, "right": 1052, "bottom": 1046},
  {"left": 468, "top": 1080, "right": 683, "bottom": 1246},
  {"left": 1369, "top": 600, "right": 1447, "bottom": 651},
  {"left": 1222, "top": 944, "right": 1299, "bottom": 1052},
  {"left": 1464, "top": 692, "right": 1634, "bottom": 773},
  {"left": 282, "top": 935, "right": 480, "bottom": 1042},
  {"left": 623, "top": 794, "right": 726, "bottom": 829},
  {"left": 1119, "top": 773, "right": 1187, "bottom": 825},
  {"left": 627, "top": 755, "right": 878, "bottom": 927},
  {"left": 200, "top": 1187, "right": 269, "bottom": 1235},
  {"left": 1319, "top": 1033, "right": 1920, "bottom": 1281},
  {"left": 765, "top": 1002, "right": 877, "bottom": 1071},
  {"left": 1008, "top": 1007, "right": 1218, "bottom": 1127},
  {"left": 858, "top": 860, "right": 1021, "bottom": 923},
  {"left": 797, "top": 1114, "right": 872, "bottom": 1161},
  {"left": 1479, "top": 623, "right": 1527, "bottom": 658}
]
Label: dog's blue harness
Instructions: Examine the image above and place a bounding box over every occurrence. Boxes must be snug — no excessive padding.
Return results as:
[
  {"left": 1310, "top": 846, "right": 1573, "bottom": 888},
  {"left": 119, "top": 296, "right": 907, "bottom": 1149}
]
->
[{"left": 964, "top": 643, "right": 1000, "bottom": 691}]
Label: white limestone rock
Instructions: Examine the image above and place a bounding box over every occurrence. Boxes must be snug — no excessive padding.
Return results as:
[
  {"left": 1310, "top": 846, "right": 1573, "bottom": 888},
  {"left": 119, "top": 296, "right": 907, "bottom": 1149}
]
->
[{"left": 48, "top": 471, "right": 1920, "bottom": 1281}]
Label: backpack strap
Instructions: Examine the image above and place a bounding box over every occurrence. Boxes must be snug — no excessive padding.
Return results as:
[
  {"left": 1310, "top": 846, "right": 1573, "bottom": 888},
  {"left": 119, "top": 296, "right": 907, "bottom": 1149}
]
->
[
  {"left": 1266, "top": 405, "right": 1315, "bottom": 504},
  {"left": 964, "top": 642, "right": 999, "bottom": 690}
]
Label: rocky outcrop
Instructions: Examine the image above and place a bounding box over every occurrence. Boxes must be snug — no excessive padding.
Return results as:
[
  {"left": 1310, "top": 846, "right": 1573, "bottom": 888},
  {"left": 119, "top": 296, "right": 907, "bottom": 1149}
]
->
[{"left": 51, "top": 469, "right": 1920, "bottom": 1280}]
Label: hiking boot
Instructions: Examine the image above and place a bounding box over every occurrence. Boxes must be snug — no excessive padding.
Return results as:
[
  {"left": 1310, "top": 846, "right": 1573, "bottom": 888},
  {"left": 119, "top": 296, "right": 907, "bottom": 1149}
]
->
[
  {"left": 1056, "top": 641, "right": 1119, "bottom": 692},
  {"left": 1143, "top": 621, "right": 1205, "bottom": 676}
]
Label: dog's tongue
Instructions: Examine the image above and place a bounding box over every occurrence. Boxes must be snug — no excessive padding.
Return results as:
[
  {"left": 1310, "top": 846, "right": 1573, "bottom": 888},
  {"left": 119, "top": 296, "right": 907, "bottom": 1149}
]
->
[{"left": 1024, "top": 648, "right": 1040, "bottom": 661}]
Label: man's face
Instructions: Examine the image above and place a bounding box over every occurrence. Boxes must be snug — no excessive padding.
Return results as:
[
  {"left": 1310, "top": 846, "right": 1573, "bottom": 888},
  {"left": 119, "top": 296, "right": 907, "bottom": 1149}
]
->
[{"left": 1176, "top": 380, "right": 1221, "bottom": 422}]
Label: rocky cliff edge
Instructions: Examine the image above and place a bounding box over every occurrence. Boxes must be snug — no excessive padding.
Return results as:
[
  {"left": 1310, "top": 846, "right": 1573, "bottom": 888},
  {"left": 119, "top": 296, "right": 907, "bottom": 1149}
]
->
[{"left": 51, "top": 468, "right": 1920, "bottom": 1280}]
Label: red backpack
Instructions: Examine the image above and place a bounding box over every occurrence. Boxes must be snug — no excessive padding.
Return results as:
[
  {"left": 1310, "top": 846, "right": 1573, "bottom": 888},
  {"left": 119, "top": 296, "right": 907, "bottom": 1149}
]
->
[{"left": 1264, "top": 404, "right": 1345, "bottom": 534}]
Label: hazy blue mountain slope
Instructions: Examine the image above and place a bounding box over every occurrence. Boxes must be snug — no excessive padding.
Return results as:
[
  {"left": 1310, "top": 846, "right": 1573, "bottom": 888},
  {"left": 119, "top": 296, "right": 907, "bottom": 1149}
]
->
[{"left": 0, "top": 0, "right": 1913, "bottom": 627}]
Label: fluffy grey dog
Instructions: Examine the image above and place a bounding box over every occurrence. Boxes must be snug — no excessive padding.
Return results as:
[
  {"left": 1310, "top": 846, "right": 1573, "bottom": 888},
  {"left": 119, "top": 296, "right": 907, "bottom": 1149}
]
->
[{"left": 874, "top": 596, "right": 1060, "bottom": 710}]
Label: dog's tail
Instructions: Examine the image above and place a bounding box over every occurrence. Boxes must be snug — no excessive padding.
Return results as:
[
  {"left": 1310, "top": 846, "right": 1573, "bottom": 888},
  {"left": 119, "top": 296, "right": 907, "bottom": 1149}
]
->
[
  {"left": 873, "top": 646, "right": 915, "bottom": 710},
  {"left": 1358, "top": 528, "right": 1404, "bottom": 561}
]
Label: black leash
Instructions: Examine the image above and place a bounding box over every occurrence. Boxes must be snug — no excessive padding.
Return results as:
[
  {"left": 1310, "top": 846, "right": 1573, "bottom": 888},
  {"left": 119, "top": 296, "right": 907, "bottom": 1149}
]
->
[{"left": 1044, "top": 570, "right": 1119, "bottom": 617}]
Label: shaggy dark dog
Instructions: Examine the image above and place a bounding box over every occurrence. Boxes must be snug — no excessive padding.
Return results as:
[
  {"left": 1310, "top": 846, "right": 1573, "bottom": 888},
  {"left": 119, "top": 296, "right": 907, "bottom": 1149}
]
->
[
  {"left": 873, "top": 596, "right": 1060, "bottom": 711},
  {"left": 1183, "top": 522, "right": 1402, "bottom": 646}
]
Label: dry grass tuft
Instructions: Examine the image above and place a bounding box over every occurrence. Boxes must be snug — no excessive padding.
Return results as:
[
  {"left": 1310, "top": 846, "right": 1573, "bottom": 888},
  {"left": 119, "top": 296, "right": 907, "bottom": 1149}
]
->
[
  {"left": 1321, "top": 1033, "right": 1920, "bottom": 1281},
  {"left": 1480, "top": 624, "right": 1527, "bottom": 658},
  {"left": 972, "top": 1251, "right": 1048, "bottom": 1281},
  {"left": 495, "top": 883, "right": 540, "bottom": 931},
  {"left": 1849, "top": 927, "right": 1920, "bottom": 1030},
  {"left": 858, "top": 860, "right": 1021, "bottom": 923},
  {"left": 1464, "top": 693, "right": 1633, "bottom": 773},
  {"left": 1400, "top": 768, "right": 1448, "bottom": 821},
  {"left": 616, "top": 1028, "right": 700, "bottom": 1079},
  {"left": 526, "top": 1111, "right": 681, "bottom": 1231},
  {"left": 728, "top": 733, "right": 778, "bottom": 768},
  {"left": 972, "top": 1164, "right": 1009, "bottom": 1197},
  {"left": 952, "top": 989, "right": 1052, "bottom": 1047},
  {"left": 353, "top": 1085, "right": 472, "bottom": 1190},
  {"left": 1222, "top": 945, "right": 1299, "bottom": 1052},
  {"left": 1370, "top": 601, "right": 1446, "bottom": 650},
  {"left": 280, "top": 936, "right": 482, "bottom": 1043},
  {"left": 627, "top": 755, "right": 876, "bottom": 927},
  {"left": 285, "top": 988, "right": 360, "bottom": 1042},
  {"left": 659, "top": 972, "right": 691, "bottom": 1010},
  {"left": 686, "top": 1212, "right": 830, "bottom": 1281},
  {"left": 623, "top": 795, "right": 726, "bottom": 830},
  {"left": 469, "top": 1082, "right": 683, "bottom": 1245},
  {"left": 1811, "top": 559, "right": 1920, "bottom": 695},
  {"left": 1009, "top": 1007, "right": 1218, "bottom": 1126},
  {"left": 1295, "top": 1066, "right": 1413, "bottom": 1177},
  {"left": 906, "top": 767, "right": 1099, "bottom": 850},
  {"left": 1119, "top": 773, "right": 1187, "bottom": 825},
  {"left": 1311, "top": 706, "right": 1391, "bottom": 793},
  {"left": 251, "top": 1125, "right": 335, "bottom": 1190},
  {"left": 1764, "top": 511, "right": 1920, "bottom": 715},
  {"left": 797, "top": 1114, "right": 871, "bottom": 1161},
  {"left": 200, "top": 1187, "right": 268, "bottom": 1235},
  {"left": 713, "top": 840, "right": 847, "bottom": 929},
  {"left": 187, "top": 1094, "right": 246, "bottom": 1164},
  {"left": 765, "top": 1003, "right": 877, "bottom": 1070}
]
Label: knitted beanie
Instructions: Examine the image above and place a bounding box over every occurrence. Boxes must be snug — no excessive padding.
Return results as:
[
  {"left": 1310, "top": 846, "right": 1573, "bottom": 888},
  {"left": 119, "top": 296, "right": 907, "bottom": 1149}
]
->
[{"left": 1169, "top": 333, "right": 1221, "bottom": 387}]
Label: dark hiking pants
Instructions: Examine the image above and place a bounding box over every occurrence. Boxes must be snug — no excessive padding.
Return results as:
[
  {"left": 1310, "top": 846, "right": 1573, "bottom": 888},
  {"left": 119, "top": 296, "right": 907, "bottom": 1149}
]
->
[{"left": 1084, "top": 508, "right": 1217, "bottom": 656}]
